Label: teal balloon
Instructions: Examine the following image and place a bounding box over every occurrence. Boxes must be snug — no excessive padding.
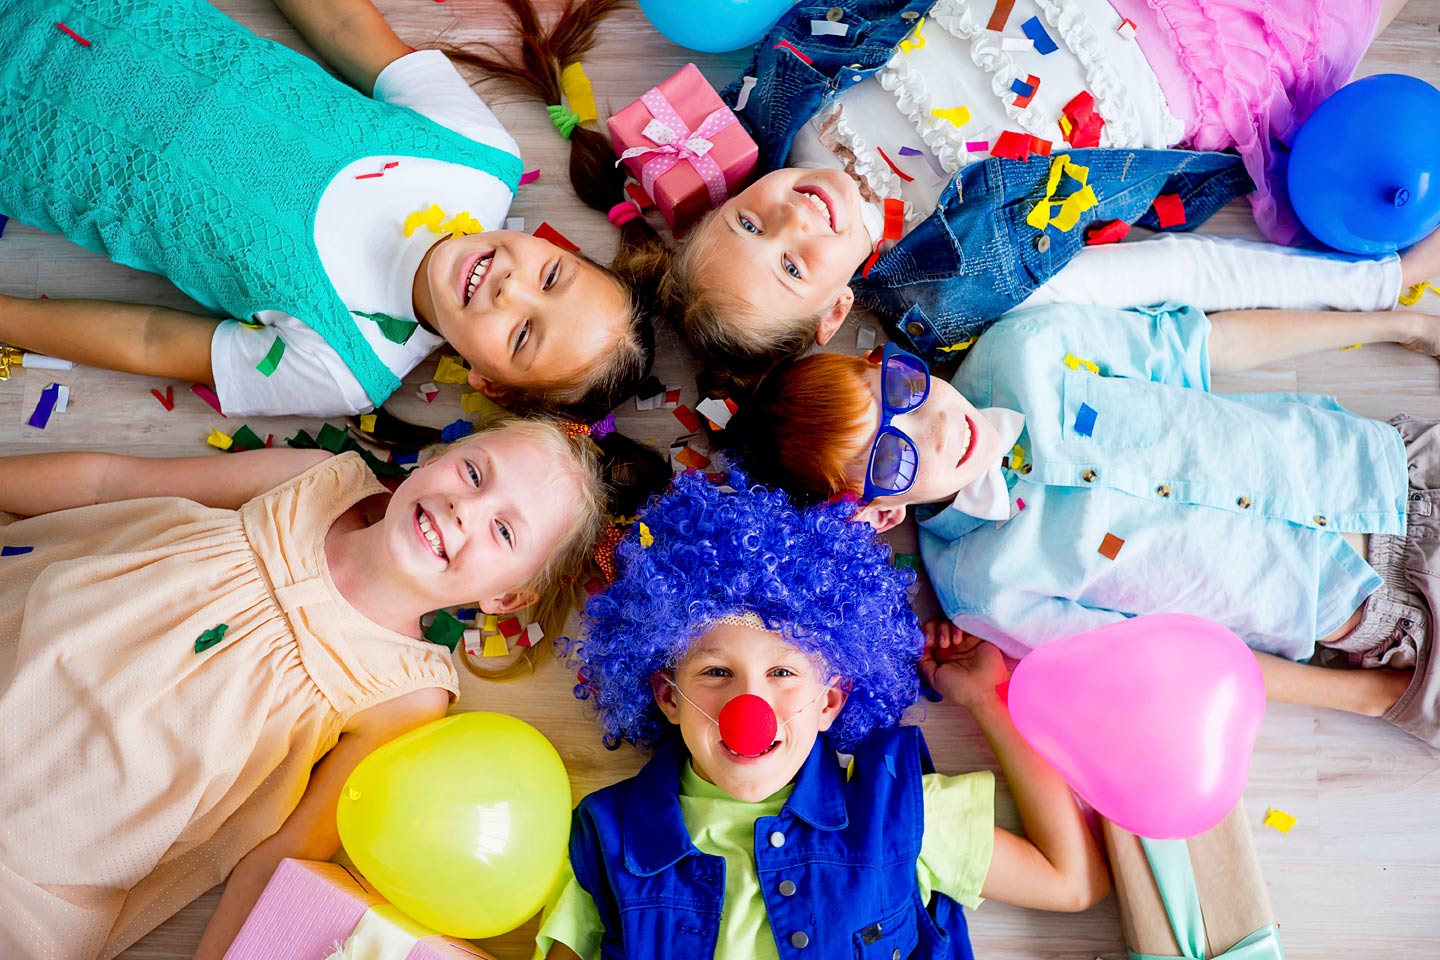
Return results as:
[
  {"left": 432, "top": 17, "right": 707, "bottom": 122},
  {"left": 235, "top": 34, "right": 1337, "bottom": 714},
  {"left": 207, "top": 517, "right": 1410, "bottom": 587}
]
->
[
  {"left": 638, "top": 0, "right": 797, "bottom": 53},
  {"left": 1288, "top": 74, "right": 1440, "bottom": 255}
]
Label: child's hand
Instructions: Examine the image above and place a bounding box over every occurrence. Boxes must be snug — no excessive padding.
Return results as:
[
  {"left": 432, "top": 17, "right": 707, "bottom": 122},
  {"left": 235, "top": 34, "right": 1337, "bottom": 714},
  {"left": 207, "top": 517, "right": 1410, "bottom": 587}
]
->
[{"left": 919, "top": 619, "right": 1008, "bottom": 711}]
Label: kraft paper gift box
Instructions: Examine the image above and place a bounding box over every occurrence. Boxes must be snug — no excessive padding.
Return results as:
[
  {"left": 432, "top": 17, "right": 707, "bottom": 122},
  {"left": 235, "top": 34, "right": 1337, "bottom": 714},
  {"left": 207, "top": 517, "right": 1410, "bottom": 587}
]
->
[
  {"left": 223, "top": 858, "right": 494, "bottom": 960},
  {"left": 1102, "top": 805, "right": 1285, "bottom": 959},
  {"left": 607, "top": 63, "right": 759, "bottom": 234}
]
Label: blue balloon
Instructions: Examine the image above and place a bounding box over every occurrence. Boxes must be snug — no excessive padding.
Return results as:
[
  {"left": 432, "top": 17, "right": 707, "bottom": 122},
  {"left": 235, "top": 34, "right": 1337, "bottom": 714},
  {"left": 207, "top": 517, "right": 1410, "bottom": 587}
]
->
[
  {"left": 1288, "top": 74, "right": 1440, "bottom": 255},
  {"left": 638, "top": 0, "right": 796, "bottom": 54}
]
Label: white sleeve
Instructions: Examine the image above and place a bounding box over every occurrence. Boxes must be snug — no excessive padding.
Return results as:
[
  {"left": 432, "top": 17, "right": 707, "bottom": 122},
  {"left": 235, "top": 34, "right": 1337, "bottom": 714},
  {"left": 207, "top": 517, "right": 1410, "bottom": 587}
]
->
[
  {"left": 1020, "top": 233, "right": 1402, "bottom": 314},
  {"left": 954, "top": 596, "right": 1129, "bottom": 660},
  {"left": 210, "top": 315, "right": 380, "bottom": 417},
  {"left": 372, "top": 49, "right": 519, "bottom": 156}
]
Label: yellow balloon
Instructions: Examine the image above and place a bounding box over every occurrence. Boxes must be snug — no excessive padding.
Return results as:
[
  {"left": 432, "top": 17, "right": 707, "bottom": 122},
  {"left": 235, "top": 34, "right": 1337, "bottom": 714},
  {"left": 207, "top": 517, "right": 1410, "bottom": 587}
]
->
[{"left": 336, "top": 712, "right": 572, "bottom": 938}]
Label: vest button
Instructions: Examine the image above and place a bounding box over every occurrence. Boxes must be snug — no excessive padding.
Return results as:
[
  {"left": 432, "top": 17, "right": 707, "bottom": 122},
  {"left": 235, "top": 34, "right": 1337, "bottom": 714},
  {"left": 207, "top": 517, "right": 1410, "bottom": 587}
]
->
[
  {"left": 902, "top": 10, "right": 920, "bottom": 19},
  {"left": 1035, "top": 234, "right": 1052, "bottom": 253},
  {"left": 1315, "top": 515, "right": 1328, "bottom": 526},
  {"left": 769, "top": 830, "right": 786, "bottom": 848},
  {"left": 1020, "top": 463, "right": 1032, "bottom": 475},
  {"left": 827, "top": 6, "right": 844, "bottom": 20},
  {"left": 778, "top": 879, "right": 797, "bottom": 896},
  {"left": 1081, "top": 469, "right": 1097, "bottom": 483},
  {"left": 894, "top": 951, "right": 902, "bottom": 960},
  {"left": 1156, "top": 485, "right": 1171, "bottom": 497},
  {"left": 906, "top": 320, "right": 925, "bottom": 337},
  {"left": 790, "top": 931, "right": 810, "bottom": 948},
  {"left": 1237, "top": 496, "right": 1252, "bottom": 509}
]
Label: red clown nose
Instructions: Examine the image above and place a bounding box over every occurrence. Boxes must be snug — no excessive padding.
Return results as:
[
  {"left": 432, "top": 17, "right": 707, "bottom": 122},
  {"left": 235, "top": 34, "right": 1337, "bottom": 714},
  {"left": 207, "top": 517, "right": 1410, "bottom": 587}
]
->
[{"left": 718, "top": 694, "right": 778, "bottom": 757}]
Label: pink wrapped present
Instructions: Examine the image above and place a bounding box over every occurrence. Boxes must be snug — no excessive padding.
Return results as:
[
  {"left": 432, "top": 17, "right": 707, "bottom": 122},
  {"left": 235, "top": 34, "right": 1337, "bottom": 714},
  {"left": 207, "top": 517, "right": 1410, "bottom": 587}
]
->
[
  {"left": 224, "top": 859, "right": 494, "bottom": 960},
  {"left": 607, "top": 63, "right": 759, "bottom": 233}
]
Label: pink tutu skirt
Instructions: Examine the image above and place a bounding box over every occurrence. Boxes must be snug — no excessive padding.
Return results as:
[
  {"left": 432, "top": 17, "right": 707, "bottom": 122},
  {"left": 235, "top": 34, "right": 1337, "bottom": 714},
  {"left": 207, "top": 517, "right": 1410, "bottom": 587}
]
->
[{"left": 1111, "top": 0, "right": 1384, "bottom": 243}]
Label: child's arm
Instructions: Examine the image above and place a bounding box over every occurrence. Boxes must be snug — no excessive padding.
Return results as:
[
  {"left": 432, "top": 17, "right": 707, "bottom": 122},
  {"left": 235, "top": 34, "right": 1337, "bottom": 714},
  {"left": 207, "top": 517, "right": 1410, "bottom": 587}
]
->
[
  {"left": 193, "top": 686, "right": 451, "bottom": 960},
  {"left": 0, "top": 293, "right": 216, "bottom": 384},
  {"left": 1207, "top": 308, "right": 1433, "bottom": 373},
  {"left": 270, "top": 0, "right": 413, "bottom": 95},
  {"left": 920, "top": 620, "right": 1111, "bottom": 913},
  {"left": 0, "top": 449, "right": 332, "bottom": 517}
]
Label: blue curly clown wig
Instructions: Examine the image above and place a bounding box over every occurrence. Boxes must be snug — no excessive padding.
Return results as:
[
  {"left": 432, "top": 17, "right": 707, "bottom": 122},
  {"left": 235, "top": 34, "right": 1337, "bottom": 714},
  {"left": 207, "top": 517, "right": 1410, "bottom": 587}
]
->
[{"left": 569, "top": 470, "right": 923, "bottom": 750}]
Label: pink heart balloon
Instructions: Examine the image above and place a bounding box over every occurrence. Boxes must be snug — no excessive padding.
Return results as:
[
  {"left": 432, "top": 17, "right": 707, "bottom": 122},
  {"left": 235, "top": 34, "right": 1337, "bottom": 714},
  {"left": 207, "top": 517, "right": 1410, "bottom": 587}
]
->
[{"left": 1008, "top": 614, "right": 1265, "bottom": 839}]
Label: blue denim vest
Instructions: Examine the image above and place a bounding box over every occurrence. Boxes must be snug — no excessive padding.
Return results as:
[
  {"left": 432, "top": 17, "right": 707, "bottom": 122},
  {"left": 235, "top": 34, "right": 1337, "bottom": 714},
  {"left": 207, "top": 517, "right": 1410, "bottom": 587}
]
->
[
  {"left": 569, "top": 726, "right": 975, "bottom": 959},
  {"left": 719, "top": 1, "right": 1255, "bottom": 364}
]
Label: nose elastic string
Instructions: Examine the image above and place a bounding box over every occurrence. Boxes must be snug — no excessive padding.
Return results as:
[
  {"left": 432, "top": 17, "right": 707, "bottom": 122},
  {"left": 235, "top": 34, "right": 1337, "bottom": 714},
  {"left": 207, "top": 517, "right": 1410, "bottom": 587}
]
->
[{"left": 663, "top": 677, "right": 836, "bottom": 733}]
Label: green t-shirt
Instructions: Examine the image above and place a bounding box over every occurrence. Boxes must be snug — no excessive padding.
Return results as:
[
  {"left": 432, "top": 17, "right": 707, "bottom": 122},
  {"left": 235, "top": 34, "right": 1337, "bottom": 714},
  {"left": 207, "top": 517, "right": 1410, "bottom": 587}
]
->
[{"left": 534, "top": 760, "right": 995, "bottom": 960}]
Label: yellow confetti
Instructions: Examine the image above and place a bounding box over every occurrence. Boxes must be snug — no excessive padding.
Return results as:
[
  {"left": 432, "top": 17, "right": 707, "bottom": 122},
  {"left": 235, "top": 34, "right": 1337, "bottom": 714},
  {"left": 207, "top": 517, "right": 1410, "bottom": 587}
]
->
[
  {"left": 1399, "top": 281, "right": 1440, "bottom": 307},
  {"left": 206, "top": 428, "right": 233, "bottom": 451},
  {"left": 930, "top": 106, "right": 971, "bottom": 128},
  {"left": 899, "top": 16, "right": 927, "bottom": 53},
  {"left": 1340, "top": 343, "right": 1363, "bottom": 351},
  {"left": 560, "top": 62, "right": 598, "bottom": 124},
  {"left": 482, "top": 633, "right": 509, "bottom": 658},
  {"left": 845, "top": 756, "right": 857, "bottom": 781},
  {"left": 483, "top": 612, "right": 498, "bottom": 632},
  {"left": 1027, "top": 155, "right": 1093, "bottom": 232},
  {"left": 237, "top": 319, "right": 265, "bottom": 330},
  {"left": 1049, "top": 184, "right": 1097, "bottom": 232},
  {"left": 403, "top": 203, "right": 446, "bottom": 237},
  {"left": 1263, "top": 807, "right": 1297, "bottom": 834},
  {"left": 639, "top": 522, "right": 654, "bottom": 548},
  {"left": 358, "top": 413, "right": 377, "bottom": 433},
  {"left": 1063, "top": 352, "right": 1099, "bottom": 375},
  {"left": 1008, "top": 444, "right": 1027, "bottom": 471},
  {"left": 461, "top": 391, "right": 494, "bottom": 414},
  {"left": 1058, "top": 115, "right": 1073, "bottom": 138},
  {"left": 440, "top": 211, "right": 483, "bottom": 239},
  {"left": 433, "top": 355, "right": 471, "bottom": 385},
  {"left": 938, "top": 335, "right": 979, "bottom": 354}
]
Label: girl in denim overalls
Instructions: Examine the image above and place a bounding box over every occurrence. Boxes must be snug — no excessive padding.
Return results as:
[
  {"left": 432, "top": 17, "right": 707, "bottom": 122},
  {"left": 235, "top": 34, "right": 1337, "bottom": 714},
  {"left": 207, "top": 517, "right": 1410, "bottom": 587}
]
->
[{"left": 532, "top": 471, "right": 1110, "bottom": 959}]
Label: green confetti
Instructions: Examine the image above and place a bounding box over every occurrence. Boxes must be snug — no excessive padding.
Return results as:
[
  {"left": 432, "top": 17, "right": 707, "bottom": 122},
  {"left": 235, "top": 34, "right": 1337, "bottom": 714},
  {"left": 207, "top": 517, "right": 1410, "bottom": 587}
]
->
[
  {"left": 285, "top": 428, "right": 410, "bottom": 479},
  {"left": 894, "top": 552, "right": 922, "bottom": 571},
  {"left": 316, "top": 422, "right": 349, "bottom": 453},
  {"left": 194, "top": 623, "right": 230, "bottom": 653},
  {"left": 256, "top": 335, "right": 286, "bottom": 377},
  {"left": 425, "top": 610, "right": 467, "bottom": 651},
  {"left": 228, "top": 424, "right": 266, "bottom": 451},
  {"left": 356, "top": 310, "right": 419, "bottom": 345}
]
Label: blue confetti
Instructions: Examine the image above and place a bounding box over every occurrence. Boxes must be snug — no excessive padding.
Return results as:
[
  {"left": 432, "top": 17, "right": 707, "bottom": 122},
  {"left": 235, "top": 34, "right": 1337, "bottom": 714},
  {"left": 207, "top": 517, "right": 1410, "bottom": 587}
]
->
[
  {"left": 1074, "top": 403, "right": 1098, "bottom": 437},
  {"left": 440, "top": 418, "right": 475, "bottom": 443},
  {"left": 455, "top": 607, "right": 479, "bottom": 621},
  {"left": 884, "top": 753, "right": 897, "bottom": 778},
  {"left": 1010, "top": 77, "right": 1036, "bottom": 99},
  {"left": 390, "top": 450, "right": 420, "bottom": 466},
  {"left": 0, "top": 214, "right": 8, "bottom": 238},
  {"left": 1021, "top": 16, "right": 1058, "bottom": 54},
  {"left": 2, "top": 545, "right": 35, "bottom": 557}
]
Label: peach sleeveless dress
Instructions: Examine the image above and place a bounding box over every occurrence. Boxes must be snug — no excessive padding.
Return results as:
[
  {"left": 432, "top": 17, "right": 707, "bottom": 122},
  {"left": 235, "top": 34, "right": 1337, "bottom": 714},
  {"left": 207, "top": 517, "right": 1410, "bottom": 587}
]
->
[{"left": 0, "top": 453, "right": 459, "bottom": 960}]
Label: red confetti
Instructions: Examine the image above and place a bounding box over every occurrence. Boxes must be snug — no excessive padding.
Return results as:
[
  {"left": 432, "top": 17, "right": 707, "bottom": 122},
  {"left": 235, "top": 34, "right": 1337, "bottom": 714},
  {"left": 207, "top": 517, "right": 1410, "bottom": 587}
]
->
[
  {"left": 881, "top": 198, "right": 904, "bottom": 241},
  {"left": 1029, "top": 136, "right": 1052, "bottom": 157},
  {"left": 191, "top": 383, "right": 226, "bottom": 418},
  {"left": 673, "top": 404, "right": 701, "bottom": 433},
  {"left": 519, "top": 169, "right": 540, "bottom": 186},
  {"left": 1151, "top": 193, "right": 1186, "bottom": 228},
  {"left": 497, "top": 616, "right": 522, "bottom": 638},
  {"left": 533, "top": 221, "right": 580, "bottom": 253},
  {"left": 1013, "top": 74, "right": 1041, "bottom": 110},
  {"left": 774, "top": 40, "right": 813, "bottom": 65},
  {"left": 875, "top": 147, "right": 916, "bottom": 183},
  {"left": 625, "top": 182, "right": 654, "bottom": 210},
  {"left": 353, "top": 160, "right": 400, "bottom": 180},
  {"left": 1061, "top": 92, "right": 1105, "bottom": 148},
  {"left": 986, "top": 0, "right": 1016, "bottom": 31},
  {"left": 150, "top": 385, "right": 175, "bottom": 411},
  {"left": 991, "top": 130, "right": 1032, "bottom": 161},
  {"left": 1085, "top": 219, "right": 1132, "bottom": 245},
  {"left": 54, "top": 21, "right": 90, "bottom": 46}
]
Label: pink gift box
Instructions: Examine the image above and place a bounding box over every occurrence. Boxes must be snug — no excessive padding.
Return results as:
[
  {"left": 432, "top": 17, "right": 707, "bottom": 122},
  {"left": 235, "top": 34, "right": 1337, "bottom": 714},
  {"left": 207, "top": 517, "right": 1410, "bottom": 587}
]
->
[
  {"left": 224, "top": 859, "right": 494, "bottom": 960},
  {"left": 607, "top": 63, "right": 758, "bottom": 234}
]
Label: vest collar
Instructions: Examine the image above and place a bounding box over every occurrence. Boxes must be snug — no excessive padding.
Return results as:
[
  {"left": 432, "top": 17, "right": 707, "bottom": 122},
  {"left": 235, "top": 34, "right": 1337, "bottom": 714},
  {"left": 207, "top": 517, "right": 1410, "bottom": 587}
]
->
[{"left": 621, "top": 734, "right": 848, "bottom": 876}]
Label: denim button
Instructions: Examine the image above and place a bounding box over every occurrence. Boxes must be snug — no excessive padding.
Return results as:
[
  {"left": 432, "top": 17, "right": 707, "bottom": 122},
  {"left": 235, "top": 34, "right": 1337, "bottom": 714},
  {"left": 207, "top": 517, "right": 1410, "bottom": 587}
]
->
[
  {"left": 790, "top": 931, "right": 810, "bottom": 948},
  {"left": 779, "top": 879, "right": 797, "bottom": 896},
  {"left": 1082, "top": 469, "right": 1097, "bottom": 482},
  {"left": 1156, "top": 485, "right": 1171, "bottom": 497},
  {"left": 769, "top": 830, "right": 786, "bottom": 847},
  {"left": 1035, "top": 234, "right": 1051, "bottom": 252},
  {"left": 1237, "top": 496, "right": 1252, "bottom": 509},
  {"left": 906, "top": 320, "right": 925, "bottom": 336},
  {"left": 893, "top": 951, "right": 902, "bottom": 960},
  {"left": 1314, "top": 515, "right": 1328, "bottom": 526},
  {"left": 827, "top": 6, "right": 843, "bottom": 19},
  {"left": 1020, "top": 463, "right": 1033, "bottom": 475}
]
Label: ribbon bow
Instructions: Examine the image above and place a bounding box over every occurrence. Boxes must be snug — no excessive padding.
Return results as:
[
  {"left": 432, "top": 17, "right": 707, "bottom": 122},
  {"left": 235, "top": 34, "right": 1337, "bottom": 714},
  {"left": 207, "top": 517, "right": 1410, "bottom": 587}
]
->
[{"left": 615, "top": 88, "right": 736, "bottom": 209}]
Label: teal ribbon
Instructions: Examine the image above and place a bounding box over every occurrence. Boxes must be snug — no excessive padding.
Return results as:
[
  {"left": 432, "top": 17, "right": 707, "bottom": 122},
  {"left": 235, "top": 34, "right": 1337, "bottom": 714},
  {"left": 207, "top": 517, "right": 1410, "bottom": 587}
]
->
[
  {"left": 1128, "top": 837, "right": 1285, "bottom": 960},
  {"left": 547, "top": 104, "right": 580, "bottom": 139}
]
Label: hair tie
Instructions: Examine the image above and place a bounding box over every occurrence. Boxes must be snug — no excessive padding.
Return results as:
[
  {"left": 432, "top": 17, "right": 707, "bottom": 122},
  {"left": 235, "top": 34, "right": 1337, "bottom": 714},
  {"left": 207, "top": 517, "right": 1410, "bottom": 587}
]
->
[
  {"left": 562, "top": 413, "right": 617, "bottom": 440},
  {"left": 546, "top": 104, "right": 580, "bottom": 139},
  {"left": 607, "top": 201, "right": 642, "bottom": 229}
]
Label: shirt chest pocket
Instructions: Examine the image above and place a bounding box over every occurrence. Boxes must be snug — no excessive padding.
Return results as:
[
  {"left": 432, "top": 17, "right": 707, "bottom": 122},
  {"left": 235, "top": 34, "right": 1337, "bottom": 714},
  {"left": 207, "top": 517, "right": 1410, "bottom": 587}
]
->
[
  {"left": 1061, "top": 368, "right": 1167, "bottom": 451},
  {"left": 853, "top": 903, "right": 918, "bottom": 960}
]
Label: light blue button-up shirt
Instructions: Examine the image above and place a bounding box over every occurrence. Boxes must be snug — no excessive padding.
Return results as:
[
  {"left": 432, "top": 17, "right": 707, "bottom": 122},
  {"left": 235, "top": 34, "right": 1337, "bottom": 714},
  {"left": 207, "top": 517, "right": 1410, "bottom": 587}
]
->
[{"left": 917, "top": 302, "right": 1408, "bottom": 661}]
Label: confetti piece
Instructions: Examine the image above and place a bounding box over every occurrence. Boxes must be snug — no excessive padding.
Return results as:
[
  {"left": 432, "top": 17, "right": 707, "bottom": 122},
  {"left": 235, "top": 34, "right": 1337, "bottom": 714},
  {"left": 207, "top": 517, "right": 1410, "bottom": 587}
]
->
[
  {"left": 697, "top": 396, "right": 738, "bottom": 429},
  {"left": 518, "top": 622, "right": 544, "bottom": 648},
  {"left": 191, "top": 382, "right": 226, "bottom": 416},
  {"left": 403, "top": 203, "right": 446, "bottom": 237},
  {"left": 899, "top": 16, "right": 926, "bottom": 53},
  {"left": 255, "top": 335, "right": 286, "bottom": 377},
  {"left": 354, "top": 160, "right": 400, "bottom": 180},
  {"left": 417, "top": 383, "right": 439, "bottom": 403},
  {"left": 1073, "top": 402, "right": 1097, "bottom": 436},
  {"left": 533, "top": 221, "right": 580, "bottom": 253},
  {"left": 930, "top": 106, "right": 972, "bottom": 128},
  {"left": 194, "top": 624, "right": 230, "bottom": 653},
  {"left": 2, "top": 545, "right": 35, "bottom": 557},
  {"left": 1098, "top": 532, "right": 1124, "bottom": 560},
  {"left": 898, "top": 146, "right": 924, "bottom": 157},
  {"left": 498, "top": 616, "right": 523, "bottom": 638},
  {"left": 938, "top": 334, "right": 979, "bottom": 354},
  {"left": 462, "top": 629, "right": 483, "bottom": 656},
  {"left": 440, "top": 211, "right": 483, "bottom": 239},
  {"left": 875, "top": 146, "right": 916, "bottom": 183},
  {"left": 483, "top": 612, "right": 498, "bottom": 632},
  {"left": 810, "top": 18, "right": 850, "bottom": 36},
  {"left": 482, "top": 633, "right": 509, "bottom": 658},
  {"left": 433, "top": 354, "right": 470, "bottom": 385},
  {"left": 734, "top": 75, "right": 758, "bottom": 112},
  {"left": 54, "top": 21, "right": 90, "bottom": 46},
  {"left": 1063, "top": 352, "right": 1099, "bottom": 374},
  {"left": 26, "top": 383, "right": 59, "bottom": 429},
  {"left": 1021, "top": 16, "right": 1058, "bottom": 54},
  {"left": 1263, "top": 807, "right": 1297, "bottom": 834},
  {"left": 456, "top": 608, "right": 479, "bottom": 621},
  {"left": 358, "top": 413, "right": 377, "bottom": 433},
  {"left": 355, "top": 311, "right": 419, "bottom": 345},
  {"left": 440, "top": 418, "right": 474, "bottom": 443},
  {"left": 662, "top": 386, "right": 682, "bottom": 409},
  {"left": 674, "top": 444, "right": 711, "bottom": 471},
  {"left": 1001, "top": 37, "right": 1034, "bottom": 52},
  {"left": 460, "top": 392, "right": 493, "bottom": 415},
  {"left": 638, "top": 522, "right": 655, "bottom": 548},
  {"left": 1008, "top": 444, "right": 1027, "bottom": 471},
  {"left": 894, "top": 552, "right": 922, "bottom": 570},
  {"left": 965, "top": 139, "right": 989, "bottom": 153},
  {"left": 228, "top": 425, "right": 266, "bottom": 451},
  {"left": 1340, "top": 343, "right": 1363, "bottom": 351},
  {"left": 561, "top": 62, "right": 598, "bottom": 124},
  {"left": 1399, "top": 280, "right": 1440, "bottom": 306},
  {"left": 425, "top": 610, "right": 466, "bottom": 650},
  {"left": 774, "top": 40, "right": 813, "bottom": 64},
  {"left": 673, "top": 404, "right": 701, "bottom": 432},
  {"left": 991, "top": 130, "right": 1032, "bottom": 160},
  {"left": 390, "top": 450, "right": 420, "bottom": 466},
  {"left": 52, "top": 384, "right": 69, "bottom": 414},
  {"left": 1030, "top": 135, "right": 1052, "bottom": 156},
  {"left": 856, "top": 324, "right": 877, "bottom": 351},
  {"left": 1015, "top": 497, "right": 1026, "bottom": 511},
  {"left": 987, "top": 0, "right": 1016, "bottom": 31},
  {"left": 1152, "top": 193, "right": 1186, "bottom": 228},
  {"left": 1117, "top": 17, "right": 1138, "bottom": 40},
  {"left": 1010, "top": 77, "right": 1036, "bottom": 99},
  {"left": 151, "top": 385, "right": 175, "bottom": 410},
  {"left": 1085, "top": 219, "right": 1131, "bottom": 245}
]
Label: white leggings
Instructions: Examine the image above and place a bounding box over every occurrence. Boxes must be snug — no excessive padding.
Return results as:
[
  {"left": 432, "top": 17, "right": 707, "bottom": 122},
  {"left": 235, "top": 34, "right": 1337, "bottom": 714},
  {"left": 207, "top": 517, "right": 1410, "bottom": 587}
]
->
[{"left": 1020, "top": 233, "right": 1401, "bottom": 314}]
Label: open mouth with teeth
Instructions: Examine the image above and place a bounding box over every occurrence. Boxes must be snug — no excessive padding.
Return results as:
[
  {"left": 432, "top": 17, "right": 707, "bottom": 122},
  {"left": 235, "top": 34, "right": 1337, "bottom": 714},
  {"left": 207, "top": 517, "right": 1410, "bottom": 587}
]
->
[
  {"left": 956, "top": 415, "right": 977, "bottom": 469},
  {"left": 795, "top": 186, "right": 836, "bottom": 231},
  {"left": 721, "top": 739, "right": 781, "bottom": 760},
  {"left": 415, "top": 506, "right": 448, "bottom": 561},
  {"left": 460, "top": 252, "right": 494, "bottom": 306}
]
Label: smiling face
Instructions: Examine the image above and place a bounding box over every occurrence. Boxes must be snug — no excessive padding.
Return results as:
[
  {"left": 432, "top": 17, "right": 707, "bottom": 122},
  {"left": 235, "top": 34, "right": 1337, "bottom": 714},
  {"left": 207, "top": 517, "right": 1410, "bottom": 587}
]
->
[
  {"left": 413, "top": 230, "right": 631, "bottom": 398},
  {"left": 381, "top": 426, "right": 586, "bottom": 613},
  {"left": 688, "top": 167, "right": 873, "bottom": 337},
  {"left": 654, "top": 621, "right": 846, "bottom": 803}
]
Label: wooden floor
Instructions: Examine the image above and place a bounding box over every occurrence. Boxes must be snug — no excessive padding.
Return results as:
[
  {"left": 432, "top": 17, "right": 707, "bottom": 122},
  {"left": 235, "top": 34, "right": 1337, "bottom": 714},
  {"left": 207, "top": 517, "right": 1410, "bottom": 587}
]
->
[{"left": 2, "top": 1, "right": 1438, "bottom": 957}]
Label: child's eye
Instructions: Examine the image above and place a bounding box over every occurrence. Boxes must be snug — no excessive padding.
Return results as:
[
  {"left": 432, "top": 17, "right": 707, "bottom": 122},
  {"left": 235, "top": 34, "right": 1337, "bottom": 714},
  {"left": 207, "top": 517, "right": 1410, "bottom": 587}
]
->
[
  {"left": 543, "top": 261, "right": 560, "bottom": 290},
  {"left": 770, "top": 667, "right": 797, "bottom": 678},
  {"left": 783, "top": 256, "right": 801, "bottom": 280},
  {"left": 497, "top": 520, "right": 514, "bottom": 547},
  {"left": 700, "top": 666, "right": 732, "bottom": 678},
  {"left": 738, "top": 215, "right": 759, "bottom": 234},
  {"left": 466, "top": 461, "right": 481, "bottom": 487},
  {"left": 513, "top": 320, "right": 531, "bottom": 355}
]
